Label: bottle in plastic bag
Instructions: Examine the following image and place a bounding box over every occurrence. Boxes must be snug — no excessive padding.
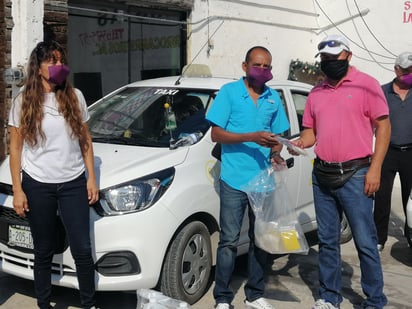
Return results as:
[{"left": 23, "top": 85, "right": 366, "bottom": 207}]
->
[
  {"left": 164, "top": 103, "right": 177, "bottom": 130},
  {"left": 179, "top": 132, "right": 203, "bottom": 145},
  {"left": 170, "top": 132, "right": 203, "bottom": 149}
]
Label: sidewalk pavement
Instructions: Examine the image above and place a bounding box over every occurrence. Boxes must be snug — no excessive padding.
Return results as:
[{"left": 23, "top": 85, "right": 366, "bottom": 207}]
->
[
  {"left": 193, "top": 177, "right": 412, "bottom": 309},
  {"left": 1, "top": 179, "right": 411, "bottom": 309}
]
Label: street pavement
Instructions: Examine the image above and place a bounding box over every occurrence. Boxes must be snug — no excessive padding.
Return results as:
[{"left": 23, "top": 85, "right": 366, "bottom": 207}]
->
[{"left": 1, "top": 178, "right": 411, "bottom": 309}]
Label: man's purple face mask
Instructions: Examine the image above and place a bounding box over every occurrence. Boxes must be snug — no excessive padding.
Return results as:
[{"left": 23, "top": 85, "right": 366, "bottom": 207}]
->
[
  {"left": 247, "top": 66, "right": 273, "bottom": 87},
  {"left": 400, "top": 72, "right": 412, "bottom": 86}
]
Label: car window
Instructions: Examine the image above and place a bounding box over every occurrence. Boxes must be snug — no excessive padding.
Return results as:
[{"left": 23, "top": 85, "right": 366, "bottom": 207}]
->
[
  {"left": 88, "top": 87, "right": 214, "bottom": 147},
  {"left": 273, "top": 89, "right": 290, "bottom": 137},
  {"left": 291, "top": 91, "right": 309, "bottom": 131}
]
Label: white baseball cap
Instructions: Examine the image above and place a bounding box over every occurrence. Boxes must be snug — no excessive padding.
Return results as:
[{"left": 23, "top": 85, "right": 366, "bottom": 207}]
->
[
  {"left": 316, "top": 34, "right": 350, "bottom": 56},
  {"left": 395, "top": 52, "right": 412, "bottom": 69}
]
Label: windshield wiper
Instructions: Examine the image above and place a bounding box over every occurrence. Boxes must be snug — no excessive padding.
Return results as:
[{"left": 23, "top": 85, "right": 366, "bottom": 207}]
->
[
  {"left": 92, "top": 136, "right": 133, "bottom": 145},
  {"left": 92, "top": 136, "right": 165, "bottom": 147}
]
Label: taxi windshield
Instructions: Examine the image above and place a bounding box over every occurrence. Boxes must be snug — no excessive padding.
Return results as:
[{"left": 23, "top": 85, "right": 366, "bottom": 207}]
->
[{"left": 88, "top": 87, "right": 214, "bottom": 147}]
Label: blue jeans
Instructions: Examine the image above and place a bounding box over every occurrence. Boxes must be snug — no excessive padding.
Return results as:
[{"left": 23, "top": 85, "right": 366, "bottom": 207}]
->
[
  {"left": 22, "top": 171, "right": 96, "bottom": 309},
  {"left": 312, "top": 167, "right": 387, "bottom": 309},
  {"left": 213, "top": 180, "right": 267, "bottom": 304}
]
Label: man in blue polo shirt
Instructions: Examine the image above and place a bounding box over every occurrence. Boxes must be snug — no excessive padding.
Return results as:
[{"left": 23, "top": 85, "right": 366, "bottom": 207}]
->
[{"left": 206, "top": 46, "right": 289, "bottom": 309}]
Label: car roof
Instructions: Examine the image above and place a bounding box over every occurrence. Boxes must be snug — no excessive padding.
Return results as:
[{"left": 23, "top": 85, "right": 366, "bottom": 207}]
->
[
  {"left": 126, "top": 76, "right": 235, "bottom": 90},
  {"left": 122, "top": 75, "right": 313, "bottom": 91}
]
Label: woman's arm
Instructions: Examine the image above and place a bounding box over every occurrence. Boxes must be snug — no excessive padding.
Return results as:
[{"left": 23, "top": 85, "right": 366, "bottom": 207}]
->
[
  {"left": 9, "top": 126, "right": 28, "bottom": 217},
  {"left": 81, "top": 124, "right": 99, "bottom": 204}
]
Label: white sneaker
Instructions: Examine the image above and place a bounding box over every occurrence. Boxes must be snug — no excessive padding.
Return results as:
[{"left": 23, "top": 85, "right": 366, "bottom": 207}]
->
[
  {"left": 244, "top": 297, "right": 274, "bottom": 309},
  {"left": 312, "top": 299, "right": 338, "bottom": 309},
  {"left": 216, "top": 303, "right": 230, "bottom": 309}
]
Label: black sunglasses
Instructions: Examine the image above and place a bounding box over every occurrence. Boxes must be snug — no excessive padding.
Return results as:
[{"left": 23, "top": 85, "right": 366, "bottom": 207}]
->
[{"left": 318, "top": 40, "right": 349, "bottom": 51}]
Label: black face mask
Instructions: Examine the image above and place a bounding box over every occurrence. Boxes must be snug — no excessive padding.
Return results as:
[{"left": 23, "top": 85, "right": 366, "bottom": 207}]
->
[{"left": 321, "top": 59, "right": 349, "bottom": 80}]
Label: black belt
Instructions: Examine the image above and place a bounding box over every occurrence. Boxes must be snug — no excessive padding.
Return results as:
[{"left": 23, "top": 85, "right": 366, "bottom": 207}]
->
[
  {"left": 315, "top": 156, "right": 371, "bottom": 169},
  {"left": 390, "top": 143, "right": 412, "bottom": 151}
]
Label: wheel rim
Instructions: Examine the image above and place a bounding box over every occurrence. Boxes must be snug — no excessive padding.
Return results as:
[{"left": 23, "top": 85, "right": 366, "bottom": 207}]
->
[{"left": 181, "top": 232, "right": 210, "bottom": 295}]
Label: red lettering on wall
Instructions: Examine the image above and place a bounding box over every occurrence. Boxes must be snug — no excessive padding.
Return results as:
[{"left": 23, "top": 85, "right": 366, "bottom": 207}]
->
[
  {"left": 404, "top": 12, "right": 412, "bottom": 22},
  {"left": 405, "top": 1, "right": 411, "bottom": 10}
]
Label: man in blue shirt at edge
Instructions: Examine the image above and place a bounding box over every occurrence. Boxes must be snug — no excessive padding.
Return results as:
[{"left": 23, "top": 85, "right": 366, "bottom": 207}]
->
[{"left": 206, "top": 46, "right": 290, "bottom": 309}]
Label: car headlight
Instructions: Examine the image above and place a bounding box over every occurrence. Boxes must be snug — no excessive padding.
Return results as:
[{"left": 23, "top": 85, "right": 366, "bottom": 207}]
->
[{"left": 95, "top": 167, "right": 174, "bottom": 216}]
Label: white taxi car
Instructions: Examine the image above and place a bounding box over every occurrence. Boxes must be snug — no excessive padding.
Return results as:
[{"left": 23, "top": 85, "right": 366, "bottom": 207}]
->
[
  {"left": 0, "top": 66, "right": 351, "bottom": 304},
  {"left": 406, "top": 190, "right": 412, "bottom": 247}
]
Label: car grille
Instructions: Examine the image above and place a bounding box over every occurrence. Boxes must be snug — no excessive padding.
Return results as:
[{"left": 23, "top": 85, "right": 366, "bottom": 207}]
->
[
  {"left": 0, "top": 206, "right": 75, "bottom": 276},
  {"left": 0, "top": 189, "right": 78, "bottom": 278},
  {"left": 0, "top": 205, "right": 28, "bottom": 225},
  {"left": 0, "top": 206, "right": 32, "bottom": 253},
  {"left": 0, "top": 249, "right": 77, "bottom": 276},
  {"left": 0, "top": 206, "right": 68, "bottom": 254}
]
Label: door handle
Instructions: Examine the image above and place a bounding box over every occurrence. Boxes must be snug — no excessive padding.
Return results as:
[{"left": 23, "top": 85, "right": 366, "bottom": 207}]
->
[{"left": 286, "top": 157, "right": 294, "bottom": 168}]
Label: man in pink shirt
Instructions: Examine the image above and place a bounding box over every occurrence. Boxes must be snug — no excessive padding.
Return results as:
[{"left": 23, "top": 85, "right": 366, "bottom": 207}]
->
[{"left": 290, "top": 34, "right": 390, "bottom": 309}]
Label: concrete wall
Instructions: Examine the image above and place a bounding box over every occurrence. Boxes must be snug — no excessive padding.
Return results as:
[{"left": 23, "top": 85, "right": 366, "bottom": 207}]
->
[
  {"left": 6, "top": 0, "right": 412, "bottom": 88},
  {"left": 188, "top": 1, "right": 318, "bottom": 80},
  {"left": 11, "top": 0, "right": 43, "bottom": 69},
  {"left": 188, "top": 0, "right": 412, "bottom": 84},
  {"left": 6, "top": 1, "right": 412, "bottom": 84},
  {"left": 313, "top": 0, "right": 412, "bottom": 83}
]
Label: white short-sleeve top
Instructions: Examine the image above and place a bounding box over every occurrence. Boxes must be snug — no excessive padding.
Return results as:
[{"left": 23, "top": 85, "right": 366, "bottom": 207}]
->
[{"left": 8, "top": 89, "right": 90, "bottom": 183}]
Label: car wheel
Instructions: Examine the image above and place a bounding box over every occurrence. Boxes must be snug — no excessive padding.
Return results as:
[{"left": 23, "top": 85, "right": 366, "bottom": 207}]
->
[
  {"left": 340, "top": 214, "right": 352, "bottom": 244},
  {"left": 160, "top": 221, "right": 212, "bottom": 305}
]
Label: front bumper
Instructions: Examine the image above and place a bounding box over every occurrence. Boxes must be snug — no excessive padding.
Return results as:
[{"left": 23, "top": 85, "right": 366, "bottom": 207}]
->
[{"left": 0, "top": 192, "right": 177, "bottom": 291}]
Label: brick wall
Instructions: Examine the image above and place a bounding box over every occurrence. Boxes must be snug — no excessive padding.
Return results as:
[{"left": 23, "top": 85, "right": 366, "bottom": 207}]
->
[
  {"left": 0, "top": 0, "right": 11, "bottom": 162},
  {"left": 45, "top": 0, "right": 68, "bottom": 47}
]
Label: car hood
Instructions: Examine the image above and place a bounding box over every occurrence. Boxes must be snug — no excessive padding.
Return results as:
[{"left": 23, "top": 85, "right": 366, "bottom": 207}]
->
[
  {"left": 93, "top": 142, "right": 187, "bottom": 189},
  {"left": 0, "top": 143, "right": 187, "bottom": 190}
]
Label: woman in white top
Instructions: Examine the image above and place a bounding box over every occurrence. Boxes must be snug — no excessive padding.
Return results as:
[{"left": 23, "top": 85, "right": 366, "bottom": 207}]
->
[{"left": 8, "top": 41, "right": 99, "bottom": 309}]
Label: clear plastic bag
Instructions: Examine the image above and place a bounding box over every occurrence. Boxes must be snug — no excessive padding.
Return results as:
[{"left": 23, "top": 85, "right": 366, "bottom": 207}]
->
[
  {"left": 242, "top": 165, "right": 309, "bottom": 255},
  {"left": 136, "top": 289, "right": 191, "bottom": 308}
]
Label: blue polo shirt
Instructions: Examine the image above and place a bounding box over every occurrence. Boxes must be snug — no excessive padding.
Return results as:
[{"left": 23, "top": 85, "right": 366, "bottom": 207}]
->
[{"left": 206, "top": 78, "right": 289, "bottom": 190}]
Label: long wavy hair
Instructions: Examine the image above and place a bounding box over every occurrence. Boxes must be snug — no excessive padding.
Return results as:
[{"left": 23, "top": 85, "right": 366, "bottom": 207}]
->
[{"left": 19, "top": 41, "right": 88, "bottom": 151}]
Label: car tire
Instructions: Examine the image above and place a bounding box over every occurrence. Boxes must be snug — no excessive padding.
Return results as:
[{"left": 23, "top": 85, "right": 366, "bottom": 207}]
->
[
  {"left": 340, "top": 214, "right": 352, "bottom": 244},
  {"left": 160, "top": 221, "right": 212, "bottom": 304}
]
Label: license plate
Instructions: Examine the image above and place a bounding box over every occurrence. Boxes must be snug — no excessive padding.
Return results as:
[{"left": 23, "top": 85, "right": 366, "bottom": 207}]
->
[{"left": 8, "top": 225, "right": 34, "bottom": 250}]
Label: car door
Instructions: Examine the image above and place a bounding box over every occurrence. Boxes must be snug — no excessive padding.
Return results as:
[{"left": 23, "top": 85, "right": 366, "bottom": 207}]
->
[{"left": 271, "top": 84, "right": 317, "bottom": 233}]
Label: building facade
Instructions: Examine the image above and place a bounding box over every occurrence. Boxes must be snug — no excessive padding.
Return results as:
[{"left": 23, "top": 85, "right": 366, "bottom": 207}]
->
[{"left": 1, "top": 0, "right": 412, "bottom": 159}]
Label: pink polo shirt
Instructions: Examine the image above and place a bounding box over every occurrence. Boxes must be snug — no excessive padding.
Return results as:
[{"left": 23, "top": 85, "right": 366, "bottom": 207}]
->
[{"left": 302, "top": 67, "right": 388, "bottom": 162}]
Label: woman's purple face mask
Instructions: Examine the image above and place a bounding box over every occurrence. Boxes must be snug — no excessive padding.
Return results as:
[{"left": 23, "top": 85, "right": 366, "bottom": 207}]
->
[{"left": 48, "top": 64, "right": 70, "bottom": 85}]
